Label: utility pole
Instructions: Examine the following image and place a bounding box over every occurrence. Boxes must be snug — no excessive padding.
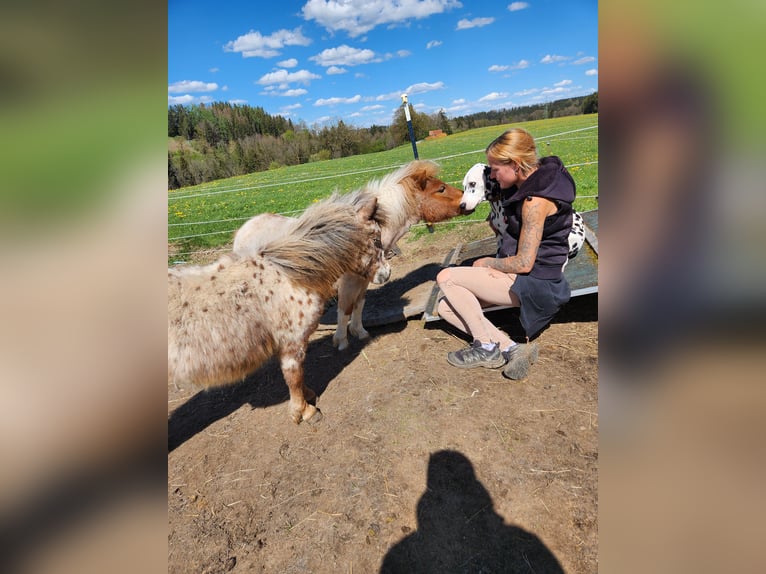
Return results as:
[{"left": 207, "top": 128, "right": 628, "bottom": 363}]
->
[{"left": 401, "top": 94, "right": 419, "bottom": 159}]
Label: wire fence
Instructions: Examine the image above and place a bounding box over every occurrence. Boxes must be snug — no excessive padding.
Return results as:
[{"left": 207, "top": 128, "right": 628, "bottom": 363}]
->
[{"left": 168, "top": 125, "right": 598, "bottom": 259}]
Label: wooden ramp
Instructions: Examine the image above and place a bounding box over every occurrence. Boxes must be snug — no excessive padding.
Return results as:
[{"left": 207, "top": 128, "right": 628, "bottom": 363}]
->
[
  {"left": 422, "top": 209, "right": 599, "bottom": 322},
  {"left": 317, "top": 210, "right": 598, "bottom": 330}
]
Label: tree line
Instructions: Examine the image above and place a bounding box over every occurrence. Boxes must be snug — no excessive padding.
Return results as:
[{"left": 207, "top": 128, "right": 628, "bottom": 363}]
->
[{"left": 168, "top": 92, "right": 597, "bottom": 189}]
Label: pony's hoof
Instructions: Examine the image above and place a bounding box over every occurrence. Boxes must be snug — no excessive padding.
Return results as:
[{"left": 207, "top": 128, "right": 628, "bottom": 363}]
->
[
  {"left": 335, "top": 339, "right": 349, "bottom": 351},
  {"left": 352, "top": 329, "right": 370, "bottom": 341},
  {"left": 302, "top": 406, "right": 323, "bottom": 424}
]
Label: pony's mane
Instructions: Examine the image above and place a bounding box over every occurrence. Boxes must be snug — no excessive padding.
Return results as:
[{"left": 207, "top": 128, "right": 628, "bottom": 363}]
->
[
  {"left": 342, "top": 160, "right": 440, "bottom": 234},
  {"left": 255, "top": 196, "right": 369, "bottom": 292}
]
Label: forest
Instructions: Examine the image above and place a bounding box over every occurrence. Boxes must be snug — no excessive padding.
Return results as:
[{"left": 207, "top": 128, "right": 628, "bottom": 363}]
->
[{"left": 168, "top": 92, "right": 597, "bottom": 189}]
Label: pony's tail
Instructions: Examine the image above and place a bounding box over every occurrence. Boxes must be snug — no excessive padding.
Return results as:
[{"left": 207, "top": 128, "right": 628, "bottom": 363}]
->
[{"left": 257, "top": 197, "right": 368, "bottom": 296}]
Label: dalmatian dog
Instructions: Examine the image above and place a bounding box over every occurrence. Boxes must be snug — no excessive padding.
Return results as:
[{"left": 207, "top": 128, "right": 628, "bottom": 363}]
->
[{"left": 461, "top": 163, "right": 585, "bottom": 266}]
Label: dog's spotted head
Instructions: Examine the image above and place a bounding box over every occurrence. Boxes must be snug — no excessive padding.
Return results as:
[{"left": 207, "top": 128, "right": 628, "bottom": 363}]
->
[{"left": 460, "top": 163, "right": 502, "bottom": 213}]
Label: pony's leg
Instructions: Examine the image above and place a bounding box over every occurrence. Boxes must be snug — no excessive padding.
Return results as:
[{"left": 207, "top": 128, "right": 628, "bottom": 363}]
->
[
  {"left": 348, "top": 296, "right": 369, "bottom": 341},
  {"left": 333, "top": 309, "right": 350, "bottom": 351},
  {"left": 333, "top": 274, "right": 360, "bottom": 351},
  {"left": 279, "top": 346, "right": 320, "bottom": 424},
  {"left": 333, "top": 274, "right": 369, "bottom": 350}
]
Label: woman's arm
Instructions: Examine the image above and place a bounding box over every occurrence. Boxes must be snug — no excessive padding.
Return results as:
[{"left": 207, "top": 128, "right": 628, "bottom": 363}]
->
[{"left": 473, "top": 196, "right": 557, "bottom": 273}]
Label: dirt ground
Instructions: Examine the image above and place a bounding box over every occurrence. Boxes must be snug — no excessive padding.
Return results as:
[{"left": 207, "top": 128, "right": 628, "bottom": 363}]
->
[{"left": 168, "top": 224, "right": 598, "bottom": 573}]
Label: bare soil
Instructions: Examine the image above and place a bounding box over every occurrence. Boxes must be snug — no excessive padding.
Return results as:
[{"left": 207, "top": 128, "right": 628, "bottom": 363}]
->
[{"left": 168, "top": 225, "right": 598, "bottom": 573}]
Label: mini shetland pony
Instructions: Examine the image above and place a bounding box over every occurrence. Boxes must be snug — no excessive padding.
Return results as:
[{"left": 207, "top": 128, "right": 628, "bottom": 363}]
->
[
  {"left": 234, "top": 160, "right": 465, "bottom": 350},
  {"left": 168, "top": 197, "right": 390, "bottom": 424},
  {"left": 460, "top": 162, "right": 585, "bottom": 265}
]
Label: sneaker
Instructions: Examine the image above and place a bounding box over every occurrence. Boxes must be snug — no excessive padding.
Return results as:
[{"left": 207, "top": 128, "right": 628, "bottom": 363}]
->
[
  {"left": 447, "top": 340, "right": 507, "bottom": 369},
  {"left": 502, "top": 342, "right": 539, "bottom": 380}
]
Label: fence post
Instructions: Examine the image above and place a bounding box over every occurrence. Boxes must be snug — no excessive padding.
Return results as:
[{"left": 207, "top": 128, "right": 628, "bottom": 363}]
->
[{"left": 401, "top": 94, "right": 419, "bottom": 160}]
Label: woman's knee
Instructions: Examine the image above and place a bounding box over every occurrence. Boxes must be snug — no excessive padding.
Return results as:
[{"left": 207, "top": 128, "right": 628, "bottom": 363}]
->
[{"left": 436, "top": 267, "right": 452, "bottom": 286}]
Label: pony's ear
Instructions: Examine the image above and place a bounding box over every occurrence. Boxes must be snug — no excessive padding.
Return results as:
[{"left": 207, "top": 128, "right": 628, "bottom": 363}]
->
[
  {"left": 411, "top": 163, "right": 436, "bottom": 190},
  {"left": 356, "top": 196, "right": 379, "bottom": 221}
]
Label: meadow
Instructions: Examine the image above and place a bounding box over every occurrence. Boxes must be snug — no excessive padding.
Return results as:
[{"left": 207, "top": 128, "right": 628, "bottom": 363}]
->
[{"left": 168, "top": 114, "right": 598, "bottom": 263}]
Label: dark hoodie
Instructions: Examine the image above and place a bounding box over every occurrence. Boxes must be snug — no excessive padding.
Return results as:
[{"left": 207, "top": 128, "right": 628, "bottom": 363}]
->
[
  {"left": 497, "top": 156, "right": 576, "bottom": 279},
  {"left": 494, "top": 156, "right": 575, "bottom": 338}
]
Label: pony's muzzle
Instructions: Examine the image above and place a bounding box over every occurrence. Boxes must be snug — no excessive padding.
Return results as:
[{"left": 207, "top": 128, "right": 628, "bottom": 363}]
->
[{"left": 371, "top": 262, "right": 391, "bottom": 285}]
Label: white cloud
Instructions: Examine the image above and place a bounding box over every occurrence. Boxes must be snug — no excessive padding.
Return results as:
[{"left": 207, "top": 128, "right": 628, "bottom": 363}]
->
[
  {"left": 554, "top": 79, "right": 572, "bottom": 87},
  {"left": 302, "top": 0, "right": 462, "bottom": 38},
  {"left": 256, "top": 69, "right": 321, "bottom": 86},
  {"left": 426, "top": 40, "right": 442, "bottom": 49},
  {"left": 489, "top": 59, "right": 528, "bottom": 73},
  {"left": 362, "top": 104, "right": 385, "bottom": 111},
  {"left": 282, "top": 103, "right": 303, "bottom": 110},
  {"left": 508, "top": 2, "right": 529, "bottom": 11},
  {"left": 407, "top": 81, "right": 445, "bottom": 95},
  {"left": 540, "top": 86, "right": 570, "bottom": 96},
  {"left": 168, "top": 80, "right": 218, "bottom": 93},
  {"left": 573, "top": 56, "right": 596, "bottom": 65},
  {"left": 277, "top": 58, "right": 299, "bottom": 68},
  {"left": 456, "top": 17, "right": 494, "bottom": 30},
  {"left": 168, "top": 94, "right": 195, "bottom": 105},
  {"left": 479, "top": 92, "right": 508, "bottom": 102},
  {"left": 585, "top": 68, "right": 598, "bottom": 76},
  {"left": 208, "top": 67, "right": 220, "bottom": 73},
  {"left": 540, "top": 54, "right": 570, "bottom": 64},
  {"left": 168, "top": 94, "right": 214, "bottom": 105},
  {"left": 224, "top": 27, "right": 311, "bottom": 58},
  {"left": 310, "top": 44, "right": 380, "bottom": 67},
  {"left": 375, "top": 81, "right": 445, "bottom": 101},
  {"left": 326, "top": 66, "right": 347, "bottom": 75},
  {"left": 279, "top": 89, "right": 309, "bottom": 97},
  {"left": 514, "top": 88, "right": 538, "bottom": 96},
  {"left": 228, "top": 99, "right": 248, "bottom": 105},
  {"left": 314, "top": 94, "right": 362, "bottom": 106}
]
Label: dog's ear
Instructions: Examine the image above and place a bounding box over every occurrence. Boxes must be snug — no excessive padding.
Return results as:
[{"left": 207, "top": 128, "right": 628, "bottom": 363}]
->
[
  {"left": 482, "top": 165, "right": 501, "bottom": 199},
  {"left": 482, "top": 164, "right": 492, "bottom": 185}
]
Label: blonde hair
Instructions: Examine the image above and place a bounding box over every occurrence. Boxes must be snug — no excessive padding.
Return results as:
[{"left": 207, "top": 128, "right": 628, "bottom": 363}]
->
[{"left": 485, "top": 128, "right": 539, "bottom": 176}]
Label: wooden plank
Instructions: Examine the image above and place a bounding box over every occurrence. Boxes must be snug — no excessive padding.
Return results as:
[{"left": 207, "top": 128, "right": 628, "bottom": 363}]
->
[
  {"left": 423, "top": 209, "right": 598, "bottom": 322},
  {"left": 580, "top": 209, "right": 599, "bottom": 255}
]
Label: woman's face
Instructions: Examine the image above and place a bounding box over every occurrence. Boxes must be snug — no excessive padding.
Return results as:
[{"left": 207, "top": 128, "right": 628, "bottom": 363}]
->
[{"left": 487, "top": 160, "right": 520, "bottom": 189}]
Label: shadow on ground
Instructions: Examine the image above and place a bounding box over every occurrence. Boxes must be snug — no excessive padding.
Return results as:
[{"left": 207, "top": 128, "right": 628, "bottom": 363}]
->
[{"left": 380, "top": 450, "right": 565, "bottom": 573}]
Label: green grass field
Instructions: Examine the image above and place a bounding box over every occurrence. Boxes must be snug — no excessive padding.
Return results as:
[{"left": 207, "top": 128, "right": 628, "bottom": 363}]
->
[{"left": 168, "top": 114, "right": 598, "bottom": 262}]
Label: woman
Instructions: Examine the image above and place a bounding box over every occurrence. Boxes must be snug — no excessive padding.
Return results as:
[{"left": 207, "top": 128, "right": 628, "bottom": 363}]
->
[{"left": 437, "top": 128, "right": 575, "bottom": 379}]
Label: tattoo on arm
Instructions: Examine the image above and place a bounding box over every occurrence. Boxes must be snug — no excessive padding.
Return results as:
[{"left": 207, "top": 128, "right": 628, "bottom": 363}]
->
[{"left": 488, "top": 197, "right": 550, "bottom": 274}]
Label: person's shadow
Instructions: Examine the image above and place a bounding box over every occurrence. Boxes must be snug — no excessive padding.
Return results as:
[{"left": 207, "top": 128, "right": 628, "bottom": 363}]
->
[{"left": 380, "top": 450, "right": 565, "bottom": 573}]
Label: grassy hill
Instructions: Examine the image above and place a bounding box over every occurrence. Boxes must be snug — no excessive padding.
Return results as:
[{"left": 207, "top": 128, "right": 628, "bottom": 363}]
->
[{"left": 168, "top": 114, "right": 598, "bottom": 263}]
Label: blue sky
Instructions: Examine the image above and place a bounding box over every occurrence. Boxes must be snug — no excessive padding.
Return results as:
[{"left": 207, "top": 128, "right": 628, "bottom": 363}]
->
[{"left": 168, "top": 0, "right": 597, "bottom": 128}]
